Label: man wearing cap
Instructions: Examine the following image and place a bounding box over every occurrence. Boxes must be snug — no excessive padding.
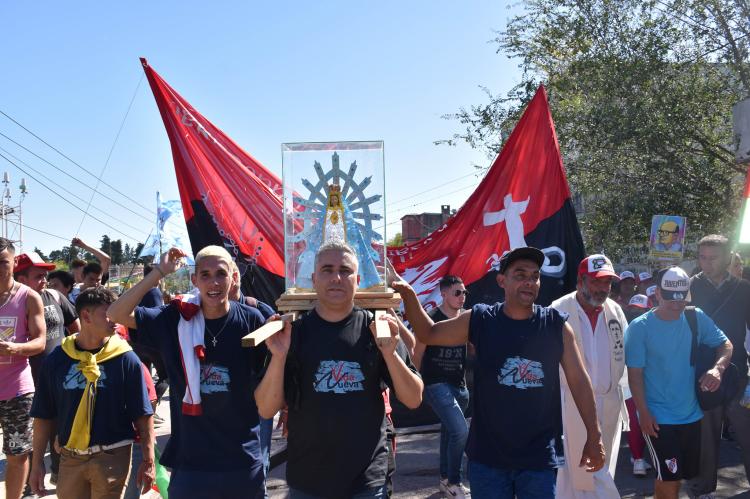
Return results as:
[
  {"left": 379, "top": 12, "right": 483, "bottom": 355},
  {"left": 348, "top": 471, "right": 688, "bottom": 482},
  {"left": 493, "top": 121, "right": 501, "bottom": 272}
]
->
[
  {"left": 14, "top": 253, "right": 80, "bottom": 384},
  {"left": 625, "top": 295, "right": 650, "bottom": 323},
  {"left": 688, "top": 234, "right": 750, "bottom": 498},
  {"left": 13, "top": 252, "right": 80, "bottom": 490},
  {"left": 617, "top": 271, "right": 637, "bottom": 308},
  {"left": 550, "top": 255, "right": 628, "bottom": 498},
  {"left": 393, "top": 247, "right": 605, "bottom": 498},
  {"left": 637, "top": 272, "right": 654, "bottom": 295},
  {"left": 625, "top": 266, "right": 732, "bottom": 499}
]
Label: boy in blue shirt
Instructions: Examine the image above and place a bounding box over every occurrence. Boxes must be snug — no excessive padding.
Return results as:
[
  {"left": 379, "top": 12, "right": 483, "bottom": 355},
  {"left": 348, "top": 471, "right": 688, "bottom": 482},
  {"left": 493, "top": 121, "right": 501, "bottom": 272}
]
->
[
  {"left": 626, "top": 266, "right": 732, "bottom": 499},
  {"left": 29, "top": 287, "right": 154, "bottom": 499}
]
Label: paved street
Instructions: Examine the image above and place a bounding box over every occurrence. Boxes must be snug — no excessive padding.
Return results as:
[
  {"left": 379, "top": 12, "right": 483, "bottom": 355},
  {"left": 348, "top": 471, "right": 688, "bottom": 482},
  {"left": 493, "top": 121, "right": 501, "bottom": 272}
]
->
[{"left": 3, "top": 398, "right": 750, "bottom": 498}]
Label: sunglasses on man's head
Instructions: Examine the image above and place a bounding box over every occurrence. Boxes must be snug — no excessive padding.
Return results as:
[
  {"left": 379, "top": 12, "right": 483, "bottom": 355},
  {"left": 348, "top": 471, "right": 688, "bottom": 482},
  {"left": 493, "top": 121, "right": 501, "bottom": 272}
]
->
[{"left": 452, "top": 289, "right": 469, "bottom": 297}]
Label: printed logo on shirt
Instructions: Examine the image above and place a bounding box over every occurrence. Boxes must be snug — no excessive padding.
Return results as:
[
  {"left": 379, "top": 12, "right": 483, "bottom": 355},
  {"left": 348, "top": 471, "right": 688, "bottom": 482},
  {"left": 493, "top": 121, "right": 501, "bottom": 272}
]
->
[
  {"left": 608, "top": 319, "right": 624, "bottom": 362},
  {"left": 497, "top": 356, "right": 544, "bottom": 389},
  {"left": 313, "top": 360, "right": 365, "bottom": 394},
  {"left": 0, "top": 316, "right": 17, "bottom": 365},
  {"left": 665, "top": 457, "right": 678, "bottom": 474},
  {"left": 43, "top": 305, "right": 62, "bottom": 341},
  {"left": 63, "top": 364, "right": 107, "bottom": 390},
  {"left": 200, "top": 364, "right": 230, "bottom": 394}
]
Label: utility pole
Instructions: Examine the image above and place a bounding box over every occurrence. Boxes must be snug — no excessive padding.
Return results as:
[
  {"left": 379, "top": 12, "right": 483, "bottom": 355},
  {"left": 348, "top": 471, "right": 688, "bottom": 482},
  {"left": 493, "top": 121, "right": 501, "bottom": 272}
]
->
[{"left": 0, "top": 173, "right": 28, "bottom": 250}]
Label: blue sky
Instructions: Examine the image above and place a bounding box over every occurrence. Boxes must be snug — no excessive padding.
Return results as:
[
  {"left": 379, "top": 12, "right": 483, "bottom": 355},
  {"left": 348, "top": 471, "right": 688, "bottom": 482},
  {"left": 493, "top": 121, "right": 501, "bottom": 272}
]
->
[{"left": 0, "top": 1, "right": 523, "bottom": 255}]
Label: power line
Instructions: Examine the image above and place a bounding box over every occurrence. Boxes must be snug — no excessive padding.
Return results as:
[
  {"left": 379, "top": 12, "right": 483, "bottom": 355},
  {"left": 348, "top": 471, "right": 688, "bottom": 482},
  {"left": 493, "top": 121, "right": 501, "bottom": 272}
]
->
[
  {"left": 0, "top": 108, "right": 156, "bottom": 215},
  {"left": 0, "top": 150, "right": 145, "bottom": 243},
  {"left": 77, "top": 74, "right": 144, "bottom": 234},
  {"left": 388, "top": 171, "right": 481, "bottom": 206},
  {"left": 388, "top": 181, "right": 480, "bottom": 216},
  {"left": 0, "top": 145, "right": 150, "bottom": 236},
  {"left": 0, "top": 131, "right": 155, "bottom": 224},
  {"left": 5, "top": 220, "right": 69, "bottom": 242}
]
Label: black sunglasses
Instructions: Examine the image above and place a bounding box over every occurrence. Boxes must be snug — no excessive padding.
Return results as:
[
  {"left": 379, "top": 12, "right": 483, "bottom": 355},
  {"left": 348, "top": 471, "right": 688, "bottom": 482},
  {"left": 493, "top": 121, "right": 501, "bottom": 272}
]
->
[{"left": 452, "top": 289, "right": 469, "bottom": 297}]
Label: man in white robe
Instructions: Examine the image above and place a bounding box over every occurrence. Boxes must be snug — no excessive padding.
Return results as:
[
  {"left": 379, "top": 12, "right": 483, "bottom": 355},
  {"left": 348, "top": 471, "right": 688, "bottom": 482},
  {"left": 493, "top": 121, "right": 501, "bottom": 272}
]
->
[{"left": 552, "top": 254, "right": 628, "bottom": 498}]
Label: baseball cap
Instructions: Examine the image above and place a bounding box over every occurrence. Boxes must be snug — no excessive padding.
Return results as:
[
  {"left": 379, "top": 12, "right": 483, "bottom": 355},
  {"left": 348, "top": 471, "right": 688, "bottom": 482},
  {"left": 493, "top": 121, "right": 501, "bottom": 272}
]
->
[
  {"left": 578, "top": 254, "right": 619, "bottom": 279},
  {"left": 498, "top": 247, "right": 545, "bottom": 274},
  {"left": 14, "top": 252, "right": 56, "bottom": 274},
  {"left": 646, "top": 285, "right": 657, "bottom": 297},
  {"left": 638, "top": 271, "right": 653, "bottom": 283},
  {"left": 619, "top": 271, "right": 636, "bottom": 281},
  {"left": 628, "top": 294, "right": 649, "bottom": 309},
  {"left": 656, "top": 266, "right": 692, "bottom": 302}
]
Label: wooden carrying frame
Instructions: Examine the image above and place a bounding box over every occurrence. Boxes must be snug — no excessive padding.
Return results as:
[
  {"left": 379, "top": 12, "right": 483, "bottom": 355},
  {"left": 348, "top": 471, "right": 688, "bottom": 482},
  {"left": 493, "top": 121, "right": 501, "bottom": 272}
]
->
[{"left": 241, "top": 290, "right": 401, "bottom": 347}]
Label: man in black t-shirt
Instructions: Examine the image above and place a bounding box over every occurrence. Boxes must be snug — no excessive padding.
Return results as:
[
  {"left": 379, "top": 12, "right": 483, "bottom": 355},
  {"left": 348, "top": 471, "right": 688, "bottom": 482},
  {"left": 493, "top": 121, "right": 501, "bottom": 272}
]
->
[
  {"left": 688, "top": 234, "right": 750, "bottom": 497},
  {"left": 394, "top": 246, "right": 605, "bottom": 498},
  {"left": 255, "top": 241, "right": 423, "bottom": 499},
  {"left": 414, "top": 275, "right": 470, "bottom": 498}
]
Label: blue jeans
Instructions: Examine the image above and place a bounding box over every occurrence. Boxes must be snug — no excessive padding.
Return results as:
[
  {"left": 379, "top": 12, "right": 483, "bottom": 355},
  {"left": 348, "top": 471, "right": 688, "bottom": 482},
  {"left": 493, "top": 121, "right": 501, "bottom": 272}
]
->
[
  {"left": 468, "top": 461, "right": 556, "bottom": 499},
  {"left": 259, "top": 416, "right": 273, "bottom": 498},
  {"left": 288, "top": 485, "right": 386, "bottom": 498},
  {"left": 423, "top": 382, "right": 469, "bottom": 484}
]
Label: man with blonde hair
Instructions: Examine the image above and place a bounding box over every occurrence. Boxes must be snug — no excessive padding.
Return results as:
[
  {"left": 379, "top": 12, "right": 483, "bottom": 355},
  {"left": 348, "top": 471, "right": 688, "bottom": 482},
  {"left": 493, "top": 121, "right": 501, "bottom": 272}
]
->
[{"left": 108, "top": 245, "right": 269, "bottom": 499}]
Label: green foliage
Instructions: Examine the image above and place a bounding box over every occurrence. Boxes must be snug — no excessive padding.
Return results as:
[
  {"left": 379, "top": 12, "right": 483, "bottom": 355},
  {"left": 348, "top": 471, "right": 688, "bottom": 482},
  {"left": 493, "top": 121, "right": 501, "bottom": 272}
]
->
[
  {"left": 442, "top": 0, "right": 750, "bottom": 259},
  {"left": 386, "top": 232, "right": 404, "bottom": 247}
]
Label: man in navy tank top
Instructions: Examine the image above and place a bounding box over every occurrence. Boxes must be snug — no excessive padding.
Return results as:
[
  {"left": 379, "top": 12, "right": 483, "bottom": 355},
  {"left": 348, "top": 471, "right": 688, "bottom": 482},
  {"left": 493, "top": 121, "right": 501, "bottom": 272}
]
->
[{"left": 394, "top": 246, "right": 606, "bottom": 498}]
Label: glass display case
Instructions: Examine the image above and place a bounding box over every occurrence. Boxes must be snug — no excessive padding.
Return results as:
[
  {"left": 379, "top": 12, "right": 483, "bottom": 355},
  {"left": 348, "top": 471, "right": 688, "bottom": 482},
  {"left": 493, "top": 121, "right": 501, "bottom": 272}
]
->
[{"left": 281, "top": 141, "right": 386, "bottom": 292}]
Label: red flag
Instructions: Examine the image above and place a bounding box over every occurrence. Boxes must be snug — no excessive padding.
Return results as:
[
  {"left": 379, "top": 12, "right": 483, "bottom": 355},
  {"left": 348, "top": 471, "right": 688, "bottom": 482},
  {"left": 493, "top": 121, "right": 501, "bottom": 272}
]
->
[
  {"left": 141, "top": 58, "right": 285, "bottom": 303},
  {"left": 387, "top": 86, "right": 584, "bottom": 307}
]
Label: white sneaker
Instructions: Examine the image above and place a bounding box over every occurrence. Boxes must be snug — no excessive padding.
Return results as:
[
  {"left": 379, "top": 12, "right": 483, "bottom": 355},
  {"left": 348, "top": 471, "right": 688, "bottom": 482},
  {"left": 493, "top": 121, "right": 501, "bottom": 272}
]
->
[
  {"left": 633, "top": 458, "right": 647, "bottom": 476},
  {"left": 439, "top": 478, "right": 449, "bottom": 495},
  {"left": 445, "top": 483, "right": 470, "bottom": 498}
]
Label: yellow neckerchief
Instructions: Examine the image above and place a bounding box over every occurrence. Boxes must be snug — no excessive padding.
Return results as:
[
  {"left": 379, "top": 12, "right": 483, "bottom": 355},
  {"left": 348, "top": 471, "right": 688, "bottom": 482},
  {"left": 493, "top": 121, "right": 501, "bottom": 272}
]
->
[{"left": 60, "top": 333, "right": 132, "bottom": 450}]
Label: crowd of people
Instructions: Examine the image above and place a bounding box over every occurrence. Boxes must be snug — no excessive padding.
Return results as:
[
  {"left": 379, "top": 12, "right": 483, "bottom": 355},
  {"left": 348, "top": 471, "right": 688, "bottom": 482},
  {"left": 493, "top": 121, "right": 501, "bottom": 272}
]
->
[{"left": 0, "top": 231, "right": 749, "bottom": 499}]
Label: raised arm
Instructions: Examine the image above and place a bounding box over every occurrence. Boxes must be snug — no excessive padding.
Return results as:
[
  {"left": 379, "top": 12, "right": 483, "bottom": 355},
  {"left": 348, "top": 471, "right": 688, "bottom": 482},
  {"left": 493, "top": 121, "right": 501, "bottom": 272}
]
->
[
  {"left": 72, "top": 237, "right": 111, "bottom": 275},
  {"left": 559, "top": 322, "right": 605, "bottom": 472},
  {"left": 254, "top": 318, "right": 291, "bottom": 418},
  {"left": 372, "top": 315, "right": 423, "bottom": 409},
  {"left": 108, "top": 248, "right": 185, "bottom": 328},
  {"left": 391, "top": 281, "right": 470, "bottom": 347}
]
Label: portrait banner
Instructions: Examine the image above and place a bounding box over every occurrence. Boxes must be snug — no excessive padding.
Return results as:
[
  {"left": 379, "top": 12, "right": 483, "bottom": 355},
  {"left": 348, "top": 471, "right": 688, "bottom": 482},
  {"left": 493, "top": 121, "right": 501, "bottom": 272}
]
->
[{"left": 649, "top": 215, "right": 686, "bottom": 261}]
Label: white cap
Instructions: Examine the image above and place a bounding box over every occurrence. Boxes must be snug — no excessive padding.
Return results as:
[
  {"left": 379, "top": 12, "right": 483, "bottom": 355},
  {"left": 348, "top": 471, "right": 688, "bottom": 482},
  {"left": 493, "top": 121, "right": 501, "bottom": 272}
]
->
[
  {"left": 656, "top": 266, "right": 691, "bottom": 302},
  {"left": 638, "top": 271, "right": 653, "bottom": 283},
  {"left": 620, "top": 271, "right": 636, "bottom": 280},
  {"left": 646, "top": 285, "right": 657, "bottom": 297},
  {"left": 628, "top": 294, "right": 650, "bottom": 309}
]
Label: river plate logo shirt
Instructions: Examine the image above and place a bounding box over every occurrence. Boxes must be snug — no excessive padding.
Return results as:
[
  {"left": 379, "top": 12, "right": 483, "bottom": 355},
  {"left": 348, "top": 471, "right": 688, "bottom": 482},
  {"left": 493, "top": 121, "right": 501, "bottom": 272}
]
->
[{"left": 313, "top": 360, "right": 366, "bottom": 394}]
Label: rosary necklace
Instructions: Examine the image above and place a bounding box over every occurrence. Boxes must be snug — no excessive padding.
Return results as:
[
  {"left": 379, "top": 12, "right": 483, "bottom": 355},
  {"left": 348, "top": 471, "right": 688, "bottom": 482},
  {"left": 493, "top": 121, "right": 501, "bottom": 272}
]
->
[{"left": 205, "top": 317, "right": 230, "bottom": 347}]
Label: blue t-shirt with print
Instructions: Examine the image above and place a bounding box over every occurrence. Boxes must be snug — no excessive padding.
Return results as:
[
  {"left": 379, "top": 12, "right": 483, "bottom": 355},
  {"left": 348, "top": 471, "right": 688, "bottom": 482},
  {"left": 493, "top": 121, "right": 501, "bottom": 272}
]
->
[
  {"left": 30, "top": 347, "right": 152, "bottom": 446},
  {"left": 466, "top": 303, "right": 566, "bottom": 471},
  {"left": 134, "top": 301, "right": 267, "bottom": 473},
  {"left": 625, "top": 308, "right": 728, "bottom": 424}
]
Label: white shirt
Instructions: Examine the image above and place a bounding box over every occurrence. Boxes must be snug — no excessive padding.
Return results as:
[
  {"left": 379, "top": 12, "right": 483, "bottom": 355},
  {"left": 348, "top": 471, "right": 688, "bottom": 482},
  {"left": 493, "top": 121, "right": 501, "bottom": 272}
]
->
[{"left": 572, "top": 302, "right": 612, "bottom": 395}]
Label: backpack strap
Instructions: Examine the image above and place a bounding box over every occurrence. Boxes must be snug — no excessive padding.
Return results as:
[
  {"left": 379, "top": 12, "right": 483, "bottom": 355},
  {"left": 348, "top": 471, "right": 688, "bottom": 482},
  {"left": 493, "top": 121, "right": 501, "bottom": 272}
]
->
[{"left": 685, "top": 306, "right": 698, "bottom": 367}]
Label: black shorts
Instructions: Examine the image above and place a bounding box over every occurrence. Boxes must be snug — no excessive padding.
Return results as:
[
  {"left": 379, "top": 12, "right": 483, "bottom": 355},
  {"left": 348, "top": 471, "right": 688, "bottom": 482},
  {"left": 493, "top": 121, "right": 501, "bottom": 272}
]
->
[{"left": 644, "top": 420, "right": 701, "bottom": 482}]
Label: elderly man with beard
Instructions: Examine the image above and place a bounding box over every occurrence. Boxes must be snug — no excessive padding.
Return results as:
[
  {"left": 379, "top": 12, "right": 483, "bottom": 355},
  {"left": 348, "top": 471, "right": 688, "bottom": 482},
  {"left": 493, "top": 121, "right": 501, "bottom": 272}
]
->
[{"left": 551, "top": 255, "right": 628, "bottom": 498}]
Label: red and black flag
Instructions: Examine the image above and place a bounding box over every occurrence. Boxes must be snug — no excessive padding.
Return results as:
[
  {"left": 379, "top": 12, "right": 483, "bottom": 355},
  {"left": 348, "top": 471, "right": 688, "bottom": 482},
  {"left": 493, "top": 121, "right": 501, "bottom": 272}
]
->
[
  {"left": 387, "top": 85, "right": 585, "bottom": 307},
  {"left": 141, "top": 58, "right": 285, "bottom": 304}
]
